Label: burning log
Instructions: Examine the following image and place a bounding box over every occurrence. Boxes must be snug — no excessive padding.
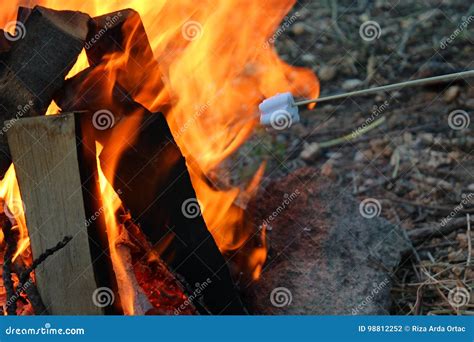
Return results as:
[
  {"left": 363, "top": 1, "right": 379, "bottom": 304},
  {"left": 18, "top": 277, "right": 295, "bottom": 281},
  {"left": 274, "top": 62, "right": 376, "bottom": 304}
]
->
[
  {"left": 55, "top": 11, "right": 246, "bottom": 311},
  {"left": 0, "top": 6, "right": 90, "bottom": 176},
  {"left": 0, "top": 33, "right": 11, "bottom": 53},
  {"left": 100, "top": 113, "right": 247, "bottom": 314},
  {"left": 85, "top": 9, "right": 166, "bottom": 106},
  {"left": 1, "top": 213, "right": 16, "bottom": 315},
  {"left": 6, "top": 113, "right": 117, "bottom": 315},
  {"left": 6, "top": 111, "right": 200, "bottom": 315}
]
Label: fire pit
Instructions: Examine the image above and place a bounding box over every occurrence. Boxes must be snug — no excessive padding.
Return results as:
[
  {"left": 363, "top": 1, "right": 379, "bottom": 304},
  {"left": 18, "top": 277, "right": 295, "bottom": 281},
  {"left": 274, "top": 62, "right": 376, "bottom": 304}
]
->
[
  {"left": 0, "top": 1, "right": 413, "bottom": 316},
  {"left": 0, "top": 2, "right": 319, "bottom": 316}
]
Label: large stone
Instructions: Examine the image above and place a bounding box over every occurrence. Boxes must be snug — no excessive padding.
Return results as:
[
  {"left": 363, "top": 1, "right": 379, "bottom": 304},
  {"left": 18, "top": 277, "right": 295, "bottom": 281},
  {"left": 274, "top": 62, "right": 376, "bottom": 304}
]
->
[{"left": 243, "top": 168, "right": 411, "bottom": 314}]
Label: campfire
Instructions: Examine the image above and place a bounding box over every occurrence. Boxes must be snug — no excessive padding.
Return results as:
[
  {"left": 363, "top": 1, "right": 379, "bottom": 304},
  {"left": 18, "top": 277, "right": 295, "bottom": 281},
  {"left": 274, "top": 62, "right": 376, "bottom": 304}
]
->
[{"left": 0, "top": 1, "right": 319, "bottom": 315}]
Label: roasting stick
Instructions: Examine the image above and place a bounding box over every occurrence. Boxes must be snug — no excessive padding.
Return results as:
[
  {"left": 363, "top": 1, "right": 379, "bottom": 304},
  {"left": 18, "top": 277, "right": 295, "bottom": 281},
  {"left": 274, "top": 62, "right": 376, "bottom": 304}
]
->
[
  {"left": 295, "top": 69, "right": 474, "bottom": 106},
  {"left": 259, "top": 70, "right": 474, "bottom": 127}
]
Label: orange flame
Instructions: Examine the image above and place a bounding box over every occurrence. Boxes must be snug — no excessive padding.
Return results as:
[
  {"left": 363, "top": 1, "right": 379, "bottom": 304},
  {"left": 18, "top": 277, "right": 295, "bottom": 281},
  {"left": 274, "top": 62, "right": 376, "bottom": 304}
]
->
[{"left": 0, "top": 0, "right": 319, "bottom": 307}]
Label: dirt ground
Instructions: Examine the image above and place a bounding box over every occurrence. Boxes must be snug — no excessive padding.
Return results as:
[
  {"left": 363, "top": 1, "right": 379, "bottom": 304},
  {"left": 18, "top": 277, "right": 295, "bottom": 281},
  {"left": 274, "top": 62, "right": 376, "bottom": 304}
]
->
[{"left": 232, "top": 0, "right": 473, "bottom": 315}]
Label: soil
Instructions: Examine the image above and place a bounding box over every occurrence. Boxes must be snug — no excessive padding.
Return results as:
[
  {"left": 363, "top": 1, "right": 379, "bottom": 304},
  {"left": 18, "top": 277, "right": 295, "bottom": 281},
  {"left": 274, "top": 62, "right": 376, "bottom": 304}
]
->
[{"left": 233, "top": 0, "right": 473, "bottom": 315}]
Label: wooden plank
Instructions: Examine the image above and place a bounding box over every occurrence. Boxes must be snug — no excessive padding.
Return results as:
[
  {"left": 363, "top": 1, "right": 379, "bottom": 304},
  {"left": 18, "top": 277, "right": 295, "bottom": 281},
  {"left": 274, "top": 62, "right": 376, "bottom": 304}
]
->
[
  {"left": 6, "top": 113, "right": 115, "bottom": 315},
  {"left": 0, "top": 6, "right": 90, "bottom": 177}
]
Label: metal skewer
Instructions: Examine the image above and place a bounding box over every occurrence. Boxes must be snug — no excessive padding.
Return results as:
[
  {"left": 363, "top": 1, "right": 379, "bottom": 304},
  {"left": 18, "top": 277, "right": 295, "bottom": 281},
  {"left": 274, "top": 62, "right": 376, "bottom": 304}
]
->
[{"left": 294, "top": 70, "right": 474, "bottom": 106}]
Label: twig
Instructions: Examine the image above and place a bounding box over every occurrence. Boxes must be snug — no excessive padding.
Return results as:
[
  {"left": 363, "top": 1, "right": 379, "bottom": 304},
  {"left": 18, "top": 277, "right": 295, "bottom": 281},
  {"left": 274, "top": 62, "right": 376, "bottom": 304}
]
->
[
  {"left": 2, "top": 215, "right": 17, "bottom": 315},
  {"left": 408, "top": 216, "right": 474, "bottom": 244},
  {"left": 8, "top": 236, "right": 73, "bottom": 311},
  {"left": 18, "top": 236, "right": 73, "bottom": 286},
  {"left": 318, "top": 116, "right": 386, "bottom": 148},
  {"left": 328, "top": 0, "right": 347, "bottom": 41},
  {"left": 466, "top": 214, "right": 472, "bottom": 268},
  {"left": 388, "top": 196, "right": 474, "bottom": 215}
]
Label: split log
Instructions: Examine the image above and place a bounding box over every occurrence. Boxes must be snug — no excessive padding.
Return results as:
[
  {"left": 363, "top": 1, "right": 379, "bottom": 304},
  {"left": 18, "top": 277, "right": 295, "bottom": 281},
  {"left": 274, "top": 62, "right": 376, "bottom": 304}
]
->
[
  {"left": 85, "top": 9, "right": 166, "bottom": 106},
  {"left": 16, "top": 7, "right": 33, "bottom": 24},
  {"left": 0, "top": 31, "right": 11, "bottom": 53},
  {"left": 54, "top": 8, "right": 246, "bottom": 312},
  {"left": 0, "top": 6, "right": 90, "bottom": 176},
  {"left": 100, "top": 111, "right": 247, "bottom": 315},
  {"left": 6, "top": 113, "right": 117, "bottom": 315}
]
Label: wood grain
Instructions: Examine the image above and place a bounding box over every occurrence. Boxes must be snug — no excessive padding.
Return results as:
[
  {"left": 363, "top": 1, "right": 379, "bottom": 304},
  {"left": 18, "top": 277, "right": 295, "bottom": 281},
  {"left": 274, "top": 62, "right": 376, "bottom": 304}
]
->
[{"left": 6, "top": 113, "right": 113, "bottom": 315}]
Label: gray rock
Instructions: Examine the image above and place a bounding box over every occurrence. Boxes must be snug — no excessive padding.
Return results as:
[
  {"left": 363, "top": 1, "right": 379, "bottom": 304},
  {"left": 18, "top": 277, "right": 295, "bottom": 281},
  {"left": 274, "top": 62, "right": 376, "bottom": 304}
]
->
[
  {"left": 443, "top": 86, "right": 461, "bottom": 103},
  {"left": 244, "top": 168, "right": 411, "bottom": 314},
  {"left": 318, "top": 65, "right": 337, "bottom": 82},
  {"left": 300, "top": 142, "right": 321, "bottom": 161},
  {"left": 291, "top": 22, "right": 306, "bottom": 35},
  {"left": 342, "top": 79, "right": 364, "bottom": 90}
]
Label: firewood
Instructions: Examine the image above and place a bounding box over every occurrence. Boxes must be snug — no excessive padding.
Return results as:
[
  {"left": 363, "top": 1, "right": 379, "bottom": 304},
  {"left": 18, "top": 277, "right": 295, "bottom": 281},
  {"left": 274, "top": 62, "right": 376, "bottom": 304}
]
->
[
  {"left": 1, "top": 213, "right": 16, "bottom": 315},
  {"left": 100, "top": 111, "right": 247, "bottom": 315},
  {"left": 55, "top": 23, "right": 246, "bottom": 314},
  {"left": 85, "top": 9, "right": 165, "bottom": 105},
  {"left": 16, "top": 7, "right": 33, "bottom": 24},
  {"left": 0, "top": 6, "right": 90, "bottom": 176},
  {"left": 12, "top": 261, "right": 48, "bottom": 315},
  {"left": 6, "top": 113, "right": 117, "bottom": 315},
  {"left": 0, "top": 31, "right": 11, "bottom": 53}
]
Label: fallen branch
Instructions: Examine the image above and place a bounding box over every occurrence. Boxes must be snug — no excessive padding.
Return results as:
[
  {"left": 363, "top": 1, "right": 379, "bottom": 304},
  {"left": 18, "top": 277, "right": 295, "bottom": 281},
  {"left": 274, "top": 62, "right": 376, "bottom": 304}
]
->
[{"left": 408, "top": 216, "right": 474, "bottom": 245}]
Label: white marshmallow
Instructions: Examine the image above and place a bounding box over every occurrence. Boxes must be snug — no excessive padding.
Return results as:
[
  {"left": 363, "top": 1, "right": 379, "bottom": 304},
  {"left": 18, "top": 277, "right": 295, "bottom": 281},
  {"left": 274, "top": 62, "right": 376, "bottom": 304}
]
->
[{"left": 259, "top": 92, "right": 299, "bottom": 129}]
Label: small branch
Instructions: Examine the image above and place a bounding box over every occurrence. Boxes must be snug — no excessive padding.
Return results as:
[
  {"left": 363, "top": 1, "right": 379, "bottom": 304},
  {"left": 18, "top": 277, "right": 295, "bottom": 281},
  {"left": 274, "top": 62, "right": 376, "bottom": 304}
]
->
[
  {"left": 408, "top": 216, "right": 474, "bottom": 245},
  {"left": 18, "top": 236, "right": 73, "bottom": 285},
  {"left": 8, "top": 236, "right": 73, "bottom": 311},
  {"left": 466, "top": 214, "right": 471, "bottom": 268},
  {"left": 1, "top": 213, "right": 18, "bottom": 315},
  {"left": 318, "top": 116, "right": 386, "bottom": 148}
]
